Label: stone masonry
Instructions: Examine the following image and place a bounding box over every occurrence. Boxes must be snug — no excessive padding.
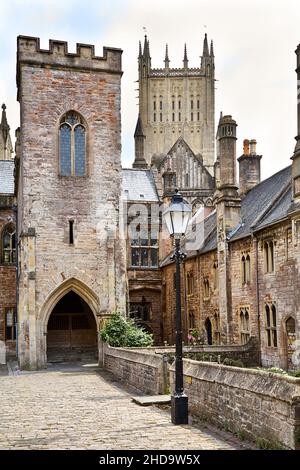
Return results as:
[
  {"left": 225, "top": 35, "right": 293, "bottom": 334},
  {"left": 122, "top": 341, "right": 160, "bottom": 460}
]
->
[{"left": 16, "top": 36, "right": 126, "bottom": 369}]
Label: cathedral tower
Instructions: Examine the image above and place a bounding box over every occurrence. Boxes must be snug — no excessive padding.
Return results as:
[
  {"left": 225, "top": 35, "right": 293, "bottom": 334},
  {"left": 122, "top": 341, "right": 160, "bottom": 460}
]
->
[{"left": 135, "top": 34, "right": 215, "bottom": 174}]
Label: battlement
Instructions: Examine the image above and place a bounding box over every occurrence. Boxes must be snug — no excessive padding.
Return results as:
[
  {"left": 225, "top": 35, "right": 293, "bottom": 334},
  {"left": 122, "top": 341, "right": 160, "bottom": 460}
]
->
[
  {"left": 150, "top": 67, "right": 204, "bottom": 78},
  {"left": 17, "top": 35, "right": 123, "bottom": 85}
]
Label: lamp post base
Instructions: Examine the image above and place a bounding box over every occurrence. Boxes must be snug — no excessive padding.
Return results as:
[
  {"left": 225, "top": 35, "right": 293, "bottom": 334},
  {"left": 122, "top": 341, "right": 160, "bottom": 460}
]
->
[{"left": 171, "top": 394, "right": 188, "bottom": 425}]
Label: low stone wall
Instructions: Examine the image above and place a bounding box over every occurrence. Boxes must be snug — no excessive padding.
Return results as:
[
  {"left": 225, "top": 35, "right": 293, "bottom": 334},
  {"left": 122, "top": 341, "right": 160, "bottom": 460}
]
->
[
  {"left": 170, "top": 359, "right": 300, "bottom": 450},
  {"left": 102, "top": 343, "right": 168, "bottom": 395},
  {"left": 127, "top": 336, "right": 260, "bottom": 368}
]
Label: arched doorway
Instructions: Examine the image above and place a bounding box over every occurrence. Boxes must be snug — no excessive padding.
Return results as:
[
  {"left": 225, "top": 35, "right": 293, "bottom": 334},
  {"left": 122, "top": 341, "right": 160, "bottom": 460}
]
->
[
  {"left": 205, "top": 318, "right": 213, "bottom": 345},
  {"left": 47, "top": 291, "right": 97, "bottom": 362}
]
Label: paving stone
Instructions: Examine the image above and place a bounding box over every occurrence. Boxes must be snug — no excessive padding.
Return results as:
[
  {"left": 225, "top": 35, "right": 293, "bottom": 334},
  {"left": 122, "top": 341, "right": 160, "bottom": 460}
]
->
[{"left": 0, "top": 363, "right": 249, "bottom": 450}]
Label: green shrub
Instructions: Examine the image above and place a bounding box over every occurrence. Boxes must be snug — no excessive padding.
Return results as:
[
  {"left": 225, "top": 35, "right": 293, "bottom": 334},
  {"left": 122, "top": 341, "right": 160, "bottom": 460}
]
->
[{"left": 100, "top": 311, "right": 154, "bottom": 347}]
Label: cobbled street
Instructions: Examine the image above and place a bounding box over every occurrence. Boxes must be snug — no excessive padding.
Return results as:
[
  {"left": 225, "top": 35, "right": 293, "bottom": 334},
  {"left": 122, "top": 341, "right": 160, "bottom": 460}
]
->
[{"left": 0, "top": 363, "right": 249, "bottom": 450}]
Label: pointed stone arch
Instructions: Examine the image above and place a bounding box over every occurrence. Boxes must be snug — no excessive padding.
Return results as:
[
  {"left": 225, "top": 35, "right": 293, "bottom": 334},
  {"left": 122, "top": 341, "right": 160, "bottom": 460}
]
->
[
  {"left": 40, "top": 278, "right": 100, "bottom": 364},
  {"left": 41, "top": 277, "right": 99, "bottom": 329}
]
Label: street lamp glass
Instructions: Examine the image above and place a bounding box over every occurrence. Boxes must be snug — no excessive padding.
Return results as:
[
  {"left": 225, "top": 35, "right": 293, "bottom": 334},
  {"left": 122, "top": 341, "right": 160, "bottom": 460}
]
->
[{"left": 163, "top": 192, "right": 191, "bottom": 238}]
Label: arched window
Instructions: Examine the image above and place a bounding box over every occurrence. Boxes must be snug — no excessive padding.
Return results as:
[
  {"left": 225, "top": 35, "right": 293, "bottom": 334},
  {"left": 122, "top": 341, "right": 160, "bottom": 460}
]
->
[
  {"left": 186, "top": 272, "right": 194, "bottom": 295},
  {"left": 213, "top": 261, "right": 218, "bottom": 290},
  {"left": 214, "top": 311, "right": 221, "bottom": 344},
  {"left": 241, "top": 252, "right": 251, "bottom": 284},
  {"left": 59, "top": 111, "right": 86, "bottom": 177},
  {"left": 2, "top": 224, "right": 16, "bottom": 264},
  {"left": 265, "top": 303, "right": 277, "bottom": 347},
  {"left": 203, "top": 278, "right": 210, "bottom": 298},
  {"left": 240, "top": 307, "right": 250, "bottom": 344},
  {"left": 263, "top": 240, "right": 274, "bottom": 273}
]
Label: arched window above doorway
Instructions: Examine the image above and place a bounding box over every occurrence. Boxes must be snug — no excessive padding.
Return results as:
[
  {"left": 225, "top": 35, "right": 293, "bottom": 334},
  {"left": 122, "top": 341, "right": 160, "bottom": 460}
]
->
[{"left": 59, "top": 111, "right": 86, "bottom": 177}]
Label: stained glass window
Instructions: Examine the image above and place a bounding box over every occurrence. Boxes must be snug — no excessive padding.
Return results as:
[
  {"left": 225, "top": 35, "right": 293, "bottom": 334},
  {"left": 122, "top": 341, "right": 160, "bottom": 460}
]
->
[{"left": 59, "top": 112, "right": 86, "bottom": 176}]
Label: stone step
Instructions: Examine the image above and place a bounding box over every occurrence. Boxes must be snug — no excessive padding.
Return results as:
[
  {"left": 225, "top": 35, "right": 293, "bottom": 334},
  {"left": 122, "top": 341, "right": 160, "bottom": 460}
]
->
[{"left": 131, "top": 395, "right": 171, "bottom": 406}]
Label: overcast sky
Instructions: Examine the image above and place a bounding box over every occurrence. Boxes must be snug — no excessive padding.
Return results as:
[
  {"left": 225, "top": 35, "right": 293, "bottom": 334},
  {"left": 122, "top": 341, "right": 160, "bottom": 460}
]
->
[{"left": 0, "top": 0, "right": 299, "bottom": 179}]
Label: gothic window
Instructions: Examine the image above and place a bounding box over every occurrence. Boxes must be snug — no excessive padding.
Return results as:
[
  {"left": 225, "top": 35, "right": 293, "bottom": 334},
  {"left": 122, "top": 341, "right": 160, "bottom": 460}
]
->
[
  {"left": 186, "top": 272, "right": 194, "bottom": 296},
  {"left": 178, "top": 99, "right": 181, "bottom": 110},
  {"left": 130, "top": 225, "right": 158, "bottom": 268},
  {"left": 172, "top": 113, "right": 175, "bottom": 122},
  {"left": 153, "top": 100, "right": 156, "bottom": 111},
  {"left": 160, "top": 113, "right": 163, "bottom": 122},
  {"left": 263, "top": 240, "right": 274, "bottom": 273},
  {"left": 185, "top": 173, "right": 189, "bottom": 187},
  {"left": 159, "top": 100, "right": 162, "bottom": 110},
  {"left": 178, "top": 112, "right": 181, "bottom": 122},
  {"left": 213, "top": 261, "right": 219, "bottom": 290},
  {"left": 286, "top": 228, "right": 292, "bottom": 260},
  {"left": 203, "top": 278, "right": 210, "bottom": 299},
  {"left": 191, "top": 112, "right": 193, "bottom": 121},
  {"left": 59, "top": 111, "right": 86, "bottom": 177},
  {"left": 190, "top": 100, "right": 194, "bottom": 110},
  {"left": 197, "top": 112, "right": 200, "bottom": 121},
  {"left": 172, "top": 100, "right": 175, "bottom": 110},
  {"left": 240, "top": 307, "right": 250, "bottom": 344},
  {"left": 265, "top": 303, "right": 277, "bottom": 347},
  {"left": 241, "top": 252, "right": 251, "bottom": 284},
  {"left": 153, "top": 113, "right": 156, "bottom": 122},
  {"left": 214, "top": 311, "right": 221, "bottom": 345},
  {"left": 1, "top": 224, "right": 16, "bottom": 264},
  {"left": 130, "top": 299, "right": 151, "bottom": 322},
  {"left": 197, "top": 99, "right": 200, "bottom": 109},
  {"left": 5, "top": 307, "right": 16, "bottom": 340}
]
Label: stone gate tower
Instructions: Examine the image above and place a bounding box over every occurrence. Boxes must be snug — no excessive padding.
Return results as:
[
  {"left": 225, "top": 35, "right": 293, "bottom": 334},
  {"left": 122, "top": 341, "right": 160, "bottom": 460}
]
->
[
  {"left": 16, "top": 36, "right": 126, "bottom": 369},
  {"left": 135, "top": 34, "right": 215, "bottom": 174}
]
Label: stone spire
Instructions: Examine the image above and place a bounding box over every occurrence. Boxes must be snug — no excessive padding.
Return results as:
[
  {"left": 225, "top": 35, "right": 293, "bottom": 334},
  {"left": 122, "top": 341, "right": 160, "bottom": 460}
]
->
[
  {"left": 133, "top": 114, "right": 148, "bottom": 169},
  {"left": 164, "top": 44, "right": 170, "bottom": 69},
  {"left": 138, "top": 40, "right": 142, "bottom": 58},
  {"left": 143, "top": 35, "right": 150, "bottom": 57},
  {"left": 0, "top": 103, "right": 13, "bottom": 160},
  {"left": 183, "top": 43, "right": 188, "bottom": 68},
  {"left": 202, "top": 33, "right": 209, "bottom": 57},
  {"left": 210, "top": 40, "right": 214, "bottom": 57}
]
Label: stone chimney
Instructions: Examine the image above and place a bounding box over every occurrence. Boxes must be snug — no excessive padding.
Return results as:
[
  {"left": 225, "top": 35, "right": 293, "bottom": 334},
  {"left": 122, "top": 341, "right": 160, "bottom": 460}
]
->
[
  {"left": 238, "top": 138, "right": 262, "bottom": 197},
  {"left": 133, "top": 114, "right": 148, "bottom": 169},
  {"left": 214, "top": 114, "right": 241, "bottom": 233},
  {"left": 291, "top": 43, "right": 300, "bottom": 202}
]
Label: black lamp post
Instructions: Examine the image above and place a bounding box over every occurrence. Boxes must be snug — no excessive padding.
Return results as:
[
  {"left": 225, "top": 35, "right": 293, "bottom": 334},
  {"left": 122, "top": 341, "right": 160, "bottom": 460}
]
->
[{"left": 163, "top": 190, "right": 191, "bottom": 425}]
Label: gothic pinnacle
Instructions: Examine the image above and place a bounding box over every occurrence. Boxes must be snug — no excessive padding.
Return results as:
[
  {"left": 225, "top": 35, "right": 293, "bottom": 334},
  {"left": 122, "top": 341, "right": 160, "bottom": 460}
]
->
[
  {"left": 164, "top": 44, "right": 170, "bottom": 68},
  {"left": 202, "top": 33, "right": 209, "bottom": 57},
  {"left": 183, "top": 43, "right": 188, "bottom": 67}
]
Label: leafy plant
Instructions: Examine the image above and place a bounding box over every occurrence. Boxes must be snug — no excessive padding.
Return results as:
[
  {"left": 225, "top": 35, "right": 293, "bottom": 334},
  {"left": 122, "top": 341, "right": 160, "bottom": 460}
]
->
[{"left": 100, "top": 311, "right": 154, "bottom": 347}]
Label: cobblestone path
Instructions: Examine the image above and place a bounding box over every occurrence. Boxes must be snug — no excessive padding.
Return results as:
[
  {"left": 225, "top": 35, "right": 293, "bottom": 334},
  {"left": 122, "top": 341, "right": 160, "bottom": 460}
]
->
[{"left": 0, "top": 363, "right": 248, "bottom": 450}]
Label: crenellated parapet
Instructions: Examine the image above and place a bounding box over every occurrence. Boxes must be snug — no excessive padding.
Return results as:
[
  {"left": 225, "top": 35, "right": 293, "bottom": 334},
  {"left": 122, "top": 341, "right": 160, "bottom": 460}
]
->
[{"left": 17, "top": 35, "right": 123, "bottom": 92}]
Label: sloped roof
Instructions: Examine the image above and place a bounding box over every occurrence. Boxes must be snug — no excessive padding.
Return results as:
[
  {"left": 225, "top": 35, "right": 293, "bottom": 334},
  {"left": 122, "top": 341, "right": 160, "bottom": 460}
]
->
[
  {"left": 0, "top": 160, "right": 14, "bottom": 195},
  {"left": 121, "top": 168, "right": 158, "bottom": 202},
  {"left": 230, "top": 165, "right": 292, "bottom": 241},
  {"left": 160, "top": 165, "right": 294, "bottom": 266}
]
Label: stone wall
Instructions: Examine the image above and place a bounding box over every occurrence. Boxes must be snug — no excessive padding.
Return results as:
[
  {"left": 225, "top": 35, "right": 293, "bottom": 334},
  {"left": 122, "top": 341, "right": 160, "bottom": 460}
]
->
[
  {"left": 256, "top": 221, "right": 300, "bottom": 370},
  {"left": 0, "top": 206, "right": 16, "bottom": 357},
  {"left": 102, "top": 343, "right": 168, "bottom": 395},
  {"left": 170, "top": 358, "right": 300, "bottom": 449}
]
